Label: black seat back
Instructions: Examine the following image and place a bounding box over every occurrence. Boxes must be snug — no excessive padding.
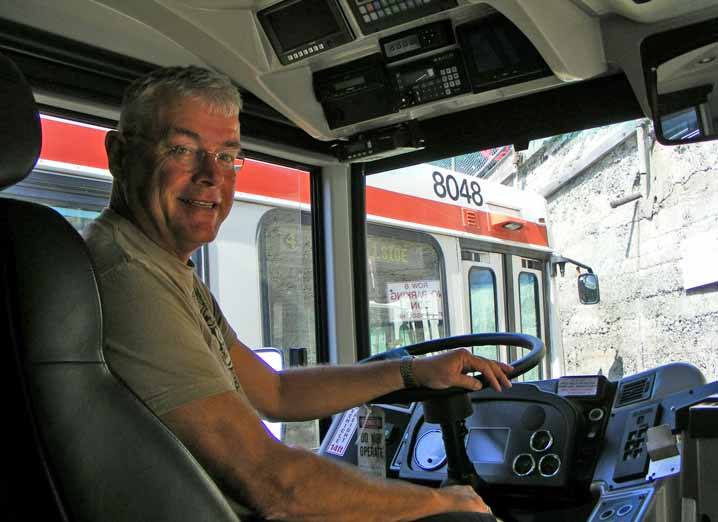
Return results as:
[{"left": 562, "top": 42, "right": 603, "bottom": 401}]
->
[{"left": 0, "top": 52, "right": 239, "bottom": 521}]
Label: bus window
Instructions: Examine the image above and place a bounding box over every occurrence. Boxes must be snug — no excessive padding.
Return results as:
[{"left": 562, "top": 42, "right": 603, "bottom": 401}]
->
[
  {"left": 50, "top": 206, "right": 100, "bottom": 233},
  {"left": 365, "top": 158, "right": 547, "bottom": 365},
  {"left": 366, "top": 226, "right": 446, "bottom": 354},
  {"left": 468, "top": 267, "right": 499, "bottom": 360},
  {"left": 258, "top": 209, "right": 315, "bottom": 356},
  {"left": 517, "top": 271, "right": 541, "bottom": 381}
]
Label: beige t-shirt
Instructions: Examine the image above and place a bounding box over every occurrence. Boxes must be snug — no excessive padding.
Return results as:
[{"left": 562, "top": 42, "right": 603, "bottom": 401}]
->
[{"left": 84, "top": 208, "right": 244, "bottom": 416}]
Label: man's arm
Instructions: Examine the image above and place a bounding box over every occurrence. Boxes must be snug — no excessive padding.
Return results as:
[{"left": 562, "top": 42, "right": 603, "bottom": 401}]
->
[
  {"left": 230, "top": 340, "right": 512, "bottom": 422},
  {"left": 161, "top": 390, "right": 491, "bottom": 521}
]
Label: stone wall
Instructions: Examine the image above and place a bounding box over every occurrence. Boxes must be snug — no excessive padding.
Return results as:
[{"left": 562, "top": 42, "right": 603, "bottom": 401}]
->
[{"left": 517, "top": 122, "right": 718, "bottom": 382}]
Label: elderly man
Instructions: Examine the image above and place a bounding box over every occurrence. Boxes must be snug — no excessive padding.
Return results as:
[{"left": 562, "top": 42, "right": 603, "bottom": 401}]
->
[{"left": 85, "top": 65, "right": 512, "bottom": 521}]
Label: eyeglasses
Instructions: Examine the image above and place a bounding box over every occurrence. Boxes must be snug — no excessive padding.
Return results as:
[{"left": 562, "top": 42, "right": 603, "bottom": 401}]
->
[
  {"left": 125, "top": 134, "right": 245, "bottom": 173},
  {"left": 165, "top": 144, "right": 245, "bottom": 173}
]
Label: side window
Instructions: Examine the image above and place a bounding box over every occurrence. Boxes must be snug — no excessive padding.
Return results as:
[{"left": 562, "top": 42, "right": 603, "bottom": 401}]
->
[
  {"left": 517, "top": 271, "right": 541, "bottom": 381},
  {"left": 367, "top": 227, "right": 447, "bottom": 354},
  {"left": 214, "top": 156, "right": 318, "bottom": 451},
  {"left": 468, "top": 267, "right": 499, "bottom": 360},
  {"left": 258, "top": 209, "right": 316, "bottom": 358},
  {"left": 51, "top": 206, "right": 100, "bottom": 233}
]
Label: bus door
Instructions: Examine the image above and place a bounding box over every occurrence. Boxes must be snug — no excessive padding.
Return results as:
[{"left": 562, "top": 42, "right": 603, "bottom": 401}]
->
[
  {"left": 461, "top": 249, "right": 508, "bottom": 363},
  {"left": 510, "top": 256, "right": 547, "bottom": 381}
]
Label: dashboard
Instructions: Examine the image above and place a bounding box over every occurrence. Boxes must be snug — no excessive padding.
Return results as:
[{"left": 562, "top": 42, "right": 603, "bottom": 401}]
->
[{"left": 320, "top": 363, "right": 718, "bottom": 521}]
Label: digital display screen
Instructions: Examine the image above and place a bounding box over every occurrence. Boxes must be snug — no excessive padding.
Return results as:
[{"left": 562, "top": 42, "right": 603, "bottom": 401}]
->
[
  {"left": 466, "top": 428, "right": 510, "bottom": 464},
  {"left": 468, "top": 31, "right": 504, "bottom": 73},
  {"left": 267, "top": 0, "right": 341, "bottom": 51},
  {"left": 399, "top": 67, "right": 434, "bottom": 86},
  {"left": 385, "top": 35, "right": 421, "bottom": 58},
  {"left": 459, "top": 15, "right": 548, "bottom": 81}
]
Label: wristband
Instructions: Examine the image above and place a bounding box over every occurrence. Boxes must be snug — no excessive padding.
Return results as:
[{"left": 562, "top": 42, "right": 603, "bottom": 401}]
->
[{"left": 400, "top": 355, "right": 418, "bottom": 388}]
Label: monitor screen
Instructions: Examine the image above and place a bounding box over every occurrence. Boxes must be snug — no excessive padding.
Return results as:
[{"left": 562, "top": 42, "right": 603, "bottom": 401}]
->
[
  {"left": 466, "top": 428, "right": 510, "bottom": 464},
  {"left": 266, "top": 0, "right": 341, "bottom": 51},
  {"left": 458, "top": 14, "right": 550, "bottom": 89}
]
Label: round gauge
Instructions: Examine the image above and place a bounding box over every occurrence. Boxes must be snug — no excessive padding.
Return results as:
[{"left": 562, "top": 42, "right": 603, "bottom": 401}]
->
[
  {"left": 538, "top": 454, "right": 561, "bottom": 477},
  {"left": 414, "top": 430, "right": 447, "bottom": 471},
  {"left": 529, "top": 429, "right": 553, "bottom": 452},
  {"left": 512, "top": 453, "right": 535, "bottom": 477},
  {"left": 588, "top": 408, "right": 605, "bottom": 422}
]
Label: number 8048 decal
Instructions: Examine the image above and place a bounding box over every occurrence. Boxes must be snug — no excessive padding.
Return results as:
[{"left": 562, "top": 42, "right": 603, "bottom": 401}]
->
[{"left": 432, "top": 171, "right": 483, "bottom": 206}]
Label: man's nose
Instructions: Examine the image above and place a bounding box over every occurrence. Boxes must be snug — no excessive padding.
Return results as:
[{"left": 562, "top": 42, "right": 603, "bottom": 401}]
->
[{"left": 193, "top": 153, "right": 222, "bottom": 185}]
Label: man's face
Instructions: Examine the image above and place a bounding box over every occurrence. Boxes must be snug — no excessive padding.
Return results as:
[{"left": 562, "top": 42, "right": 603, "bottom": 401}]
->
[{"left": 117, "top": 96, "right": 241, "bottom": 261}]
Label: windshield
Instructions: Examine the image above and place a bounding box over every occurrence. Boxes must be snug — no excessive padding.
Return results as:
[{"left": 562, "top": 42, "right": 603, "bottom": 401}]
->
[{"left": 365, "top": 117, "right": 718, "bottom": 382}]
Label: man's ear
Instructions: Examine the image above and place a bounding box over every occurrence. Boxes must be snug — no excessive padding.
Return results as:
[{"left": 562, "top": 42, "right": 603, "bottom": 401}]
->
[{"left": 105, "top": 130, "right": 126, "bottom": 179}]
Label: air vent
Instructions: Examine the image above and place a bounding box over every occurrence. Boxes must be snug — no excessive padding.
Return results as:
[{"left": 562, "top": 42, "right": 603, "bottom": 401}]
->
[
  {"left": 616, "top": 374, "right": 655, "bottom": 407},
  {"left": 462, "top": 208, "right": 479, "bottom": 230}
]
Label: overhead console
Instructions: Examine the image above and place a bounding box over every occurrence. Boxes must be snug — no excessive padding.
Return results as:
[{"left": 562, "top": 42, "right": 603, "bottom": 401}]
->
[{"left": 310, "top": 12, "right": 551, "bottom": 130}]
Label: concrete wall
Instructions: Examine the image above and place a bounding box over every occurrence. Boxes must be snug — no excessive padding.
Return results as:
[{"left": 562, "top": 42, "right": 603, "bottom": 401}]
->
[{"left": 512, "top": 122, "right": 718, "bottom": 382}]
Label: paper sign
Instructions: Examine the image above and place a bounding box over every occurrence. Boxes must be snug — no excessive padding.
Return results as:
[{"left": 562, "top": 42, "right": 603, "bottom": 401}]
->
[
  {"left": 357, "top": 405, "right": 386, "bottom": 479},
  {"left": 325, "top": 407, "right": 359, "bottom": 456},
  {"left": 386, "top": 280, "right": 443, "bottom": 321}
]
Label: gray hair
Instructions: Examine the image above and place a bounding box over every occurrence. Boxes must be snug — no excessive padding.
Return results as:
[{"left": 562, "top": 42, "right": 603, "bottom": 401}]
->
[{"left": 119, "top": 65, "right": 242, "bottom": 135}]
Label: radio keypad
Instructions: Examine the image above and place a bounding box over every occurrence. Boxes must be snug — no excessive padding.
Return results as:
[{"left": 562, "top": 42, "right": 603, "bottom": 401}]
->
[
  {"left": 351, "top": 0, "right": 457, "bottom": 35},
  {"left": 393, "top": 51, "right": 469, "bottom": 108}
]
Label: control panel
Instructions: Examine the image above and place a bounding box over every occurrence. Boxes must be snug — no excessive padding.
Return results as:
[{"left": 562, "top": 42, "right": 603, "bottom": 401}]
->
[
  {"left": 311, "top": 12, "right": 553, "bottom": 132},
  {"left": 379, "top": 20, "right": 454, "bottom": 63},
  {"left": 347, "top": 0, "right": 457, "bottom": 35},
  {"left": 391, "top": 50, "right": 469, "bottom": 108}
]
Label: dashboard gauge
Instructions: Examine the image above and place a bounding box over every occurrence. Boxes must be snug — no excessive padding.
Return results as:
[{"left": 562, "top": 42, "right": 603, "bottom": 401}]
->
[
  {"left": 530, "top": 429, "right": 554, "bottom": 452},
  {"left": 414, "top": 430, "right": 447, "bottom": 471}
]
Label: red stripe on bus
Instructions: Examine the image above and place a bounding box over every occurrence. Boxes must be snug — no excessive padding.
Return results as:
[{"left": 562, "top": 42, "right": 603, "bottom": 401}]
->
[
  {"left": 40, "top": 118, "right": 109, "bottom": 170},
  {"left": 38, "top": 117, "right": 312, "bottom": 204},
  {"left": 366, "top": 186, "right": 549, "bottom": 247},
  {"left": 236, "top": 161, "right": 311, "bottom": 204},
  {"left": 37, "top": 117, "right": 546, "bottom": 246}
]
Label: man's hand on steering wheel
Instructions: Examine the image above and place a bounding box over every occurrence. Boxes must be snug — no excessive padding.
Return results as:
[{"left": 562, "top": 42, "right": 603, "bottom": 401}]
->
[{"left": 412, "top": 349, "right": 514, "bottom": 393}]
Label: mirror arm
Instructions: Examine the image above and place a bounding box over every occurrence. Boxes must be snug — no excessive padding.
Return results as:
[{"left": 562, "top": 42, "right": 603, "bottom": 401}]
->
[{"left": 551, "top": 254, "right": 594, "bottom": 277}]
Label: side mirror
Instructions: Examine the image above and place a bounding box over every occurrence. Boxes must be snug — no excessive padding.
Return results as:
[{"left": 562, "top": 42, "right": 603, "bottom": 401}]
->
[
  {"left": 578, "top": 273, "right": 600, "bottom": 305},
  {"left": 643, "top": 18, "right": 718, "bottom": 145}
]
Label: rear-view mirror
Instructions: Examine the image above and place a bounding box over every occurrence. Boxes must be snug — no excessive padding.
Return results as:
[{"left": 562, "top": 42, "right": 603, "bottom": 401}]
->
[
  {"left": 644, "top": 18, "right": 718, "bottom": 145},
  {"left": 578, "top": 273, "right": 600, "bottom": 305}
]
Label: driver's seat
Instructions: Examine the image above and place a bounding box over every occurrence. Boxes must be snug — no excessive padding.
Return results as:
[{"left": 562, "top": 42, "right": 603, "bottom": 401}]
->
[{"left": 0, "top": 52, "right": 240, "bottom": 521}]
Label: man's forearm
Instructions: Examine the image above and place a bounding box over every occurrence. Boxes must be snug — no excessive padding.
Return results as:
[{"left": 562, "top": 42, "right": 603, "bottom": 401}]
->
[
  {"left": 223, "top": 439, "right": 474, "bottom": 522},
  {"left": 273, "top": 361, "right": 404, "bottom": 421}
]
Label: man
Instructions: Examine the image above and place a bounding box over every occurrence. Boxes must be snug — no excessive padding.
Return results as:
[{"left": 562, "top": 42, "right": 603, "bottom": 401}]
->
[{"left": 85, "top": 66, "right": 513, "bottom": 521}]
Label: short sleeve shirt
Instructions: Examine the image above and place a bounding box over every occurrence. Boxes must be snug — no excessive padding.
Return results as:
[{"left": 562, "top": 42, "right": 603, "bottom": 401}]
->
[{"left": 84, "top": 208, "right": 245, "bottom": 416}]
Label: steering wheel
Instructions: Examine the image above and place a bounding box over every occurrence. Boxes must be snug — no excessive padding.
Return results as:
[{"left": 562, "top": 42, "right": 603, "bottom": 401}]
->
[{"left": 365, "top": 333, "right": 545, "bottom": 404}]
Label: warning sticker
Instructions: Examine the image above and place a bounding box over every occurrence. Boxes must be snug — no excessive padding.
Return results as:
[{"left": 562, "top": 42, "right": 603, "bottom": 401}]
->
[
  {"left": 325, "top": 407, "right": 359, "bottom": 457},
  {"left": 357, "top": 405, "right": 386, "bottom": 479},
  {"left": 557, "top": 376, "right": 599, "bottom": 397}
]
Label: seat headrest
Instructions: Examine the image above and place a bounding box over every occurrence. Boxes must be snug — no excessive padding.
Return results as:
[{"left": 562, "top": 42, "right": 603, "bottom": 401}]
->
[{"left": 0, "top": 52, "right": 41, "bottom": 191}]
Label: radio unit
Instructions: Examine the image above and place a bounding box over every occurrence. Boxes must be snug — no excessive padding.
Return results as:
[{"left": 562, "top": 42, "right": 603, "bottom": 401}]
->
[
  {"left": 258, "top": 0, "right": 354, "bottom": 65},
  {"left": 379, "top": 20, "right": 454, "bottom": 63},
  {"left": 313, "top": 54, "right": 399, "bottom": 129},
  {"left": 391, "top": 50, "right": 470, "bottom": 109},
  {"left": 347, "top": 0, "right": 457, "bottom": 35},
  {"left": 335, "top": 121, "right": 425, "bottom": 162}
]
